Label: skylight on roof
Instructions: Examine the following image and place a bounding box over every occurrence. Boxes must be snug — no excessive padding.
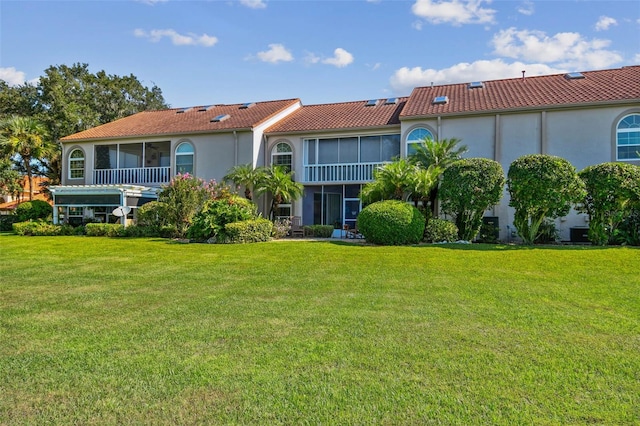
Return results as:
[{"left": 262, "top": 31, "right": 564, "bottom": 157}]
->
[
  {"left": 565, "top": 72, "right": 585, "bottom": 80},
  {"left": 240, "top": 102, "right": 256, "bottom": 109},
  {"left": 385, "top": 98, "right": 398, "bottom": 105},
  {"left": 198, "top": 105, "right": 214, "bottom": 112},
  {"left": 211, "top": 114, "right": 230, "bottom": 123},
  {"left": 432, "top": 96, "right": 449, "bottom": 105},
  {"left": 365, "top": 99, "right": 378, "bottom": 107},
  {"left": 468, "top": 81, "right": 484, "bottom": 89},
  {"left": 176, "top": 107, "right": 193, "bottom": 114}
]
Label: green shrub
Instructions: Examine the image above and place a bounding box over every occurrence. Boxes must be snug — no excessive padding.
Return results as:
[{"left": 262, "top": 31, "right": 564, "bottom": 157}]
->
[
  {"left": 0, "top": 215, "right": 19, "bottom": 232},
  {"left": 85, "top": 223, "right": 125, "bottom": 237},
  {"left": 224, "top": 218, "right": 273, "bottom": 243},
  {"left": 578, "top": 162, "right": 640, "bottom": 246},
  {"left": 616, "top": 207, "right": 640, "bottom": 246},
  {"left": 122, "top": 224, "right": 160, "bottom": 238},
  {"left": 424, "top": 218, "right": 458, "bottom": 243},
  {"left": 357, "top": 200, "right": 425, "bottom": 245},
  {"left": 12, "top": 220, "right": 64, "bottom": 236},
  {"left": 187, "top": 195, "right": 257, "bottom": 241},
  {"left": 14, "top": 200, "right": 52, "bottom": 222},
  {"left": 304, "top": 225, "right": 334, "bottom": 238},
  {"left": 160, "top": 225, "right": 180, "bottom": 239},
  {"left": 507, "top": 154, "right": 585, "bottom": 245},
  {"left": 534, "top": 220, "right": 559, "bottom": 244},
  {"left": 136, "top": 201, "right": 169, "bottom": 227},
  {"left": 439, "top": 158, "right": 504, "bottom": 241}
]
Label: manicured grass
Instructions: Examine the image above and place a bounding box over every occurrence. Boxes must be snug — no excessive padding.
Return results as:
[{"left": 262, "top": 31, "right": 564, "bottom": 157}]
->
[{"left": 0, "top": 235, "right": 638, "bottom": 424}]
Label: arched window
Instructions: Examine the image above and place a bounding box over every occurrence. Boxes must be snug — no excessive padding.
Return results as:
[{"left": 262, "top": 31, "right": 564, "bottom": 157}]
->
[
  {"left": 617, "top": 114, "right": 640, "bottom": 160},
  {"left": 69, "top": 149, "right": 85, "bottom": 179},
  {"left": 272, "top": 142, "right": 292, "bottom": 173},
  {"left": 406, "top": 127, "right": 434, "bottom": 156},
  {"left": 175, "top": 142, "right": 194, "bottom": 175}
]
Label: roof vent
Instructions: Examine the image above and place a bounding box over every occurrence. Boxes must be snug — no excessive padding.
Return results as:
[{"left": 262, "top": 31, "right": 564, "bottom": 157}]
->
[
  {"left": 385, "top": 98, "right": 398, "bottom": 105},
  {"left": 468, "top": 81, "right": 484, "bottom": 89},
  {"left": 365, "top": 99, "right": 378, "bottom": 107},
  {"left": 211, "top": 114, "right": 231, "bottom": 123},
  {"left": 432, "top": 96, "right": 449, "bottom": 105},
  {"left": 565, "top": 72, "right": 585, "bottom": 80},
  {"left": 239, "top": 102, "right": 256, "bottom": 109}
]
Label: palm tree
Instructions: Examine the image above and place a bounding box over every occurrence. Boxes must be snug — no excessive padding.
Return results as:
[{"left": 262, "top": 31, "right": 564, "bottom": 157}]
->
[
  {"left": 360, "top": 158, "right": 416, "bottom": 203},
  {"left": 408, "top": 165, "right": 442, "bottom": 211},
  {"left": 257, "top": 166, "right": 304, "bottom": 220},
  {"left": 409, "top": 137, "right": 468, "bottom": 216},
  {"left": 223, "top": 163, "right": 267, "bottom": 201},
  {"left": 0, "top": 116, "right": 52, "bottom": 201}
]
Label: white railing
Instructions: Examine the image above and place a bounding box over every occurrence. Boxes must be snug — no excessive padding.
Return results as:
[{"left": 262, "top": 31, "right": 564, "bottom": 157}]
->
[
  {"left": 93, "top": 167, "right": 171, "bottom": 185},
  {"left": 303, "top": 162, "right": 387, "bottom": 183}
]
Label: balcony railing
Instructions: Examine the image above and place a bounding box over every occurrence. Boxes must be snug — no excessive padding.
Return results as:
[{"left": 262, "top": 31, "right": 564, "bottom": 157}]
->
[
  {"left": 303, "top": 162, "right": 387, "bottom": 183},
  {"left": 93, "top": 167, "right": 171, "bottom": 185}
]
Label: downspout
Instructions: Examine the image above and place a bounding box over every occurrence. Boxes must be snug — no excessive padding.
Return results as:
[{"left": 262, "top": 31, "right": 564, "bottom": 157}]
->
[{"left": 233, "top": 130, "right": 238, "bottom": 166}]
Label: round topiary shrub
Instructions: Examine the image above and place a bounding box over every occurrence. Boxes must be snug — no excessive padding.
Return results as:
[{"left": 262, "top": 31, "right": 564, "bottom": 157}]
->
[
  {"left": 424, "top": 218, "right": 458, "bottom": 243},
  {"left": 357, "top": 200, "right": 425, "bottom": 245},
  {"left": 14, "top": 200, "right": 52, "bottom": 222}
]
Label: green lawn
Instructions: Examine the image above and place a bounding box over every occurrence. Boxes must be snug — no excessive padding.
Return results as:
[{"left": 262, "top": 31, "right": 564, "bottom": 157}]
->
[{"left": 0, "top": 235, "right": 638, "bottom": 425}]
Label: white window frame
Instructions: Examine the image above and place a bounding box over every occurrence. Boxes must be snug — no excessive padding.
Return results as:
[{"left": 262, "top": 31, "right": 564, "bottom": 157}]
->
[
  {"left": 175, "top": 141, "right": 195, "bottom": 175},
  {"left": 68, "top": 148, "right": 85, "bottom": 179},
  {"left": 406, "top": 127, "right": 435, "bottom": 156},
  {"left": 616, "top": 114, "right": 640, "bottom": 161},
  {"left": 271, "top": 141, "right": 293, "bottom": 172}
]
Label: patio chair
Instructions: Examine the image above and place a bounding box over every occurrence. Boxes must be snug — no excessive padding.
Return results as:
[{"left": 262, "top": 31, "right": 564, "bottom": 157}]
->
[{"left": 291, "top": 216, "right": 305, "bottom": 237}]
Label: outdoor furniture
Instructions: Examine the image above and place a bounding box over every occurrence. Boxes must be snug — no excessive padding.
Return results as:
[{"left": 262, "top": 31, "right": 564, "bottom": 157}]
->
[{"left": 291, "top": 216, "right": 305, "bottom": 237}]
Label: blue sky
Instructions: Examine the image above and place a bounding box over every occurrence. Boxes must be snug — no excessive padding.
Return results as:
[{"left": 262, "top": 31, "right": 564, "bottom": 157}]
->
[{"left": 1, "top": 0, "right": 639, "bottom": 108}]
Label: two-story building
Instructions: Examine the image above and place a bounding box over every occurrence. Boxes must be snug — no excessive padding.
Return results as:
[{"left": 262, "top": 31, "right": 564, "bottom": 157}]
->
[{"left": 52, "top": 65, "right": 640, "bottom": 240}]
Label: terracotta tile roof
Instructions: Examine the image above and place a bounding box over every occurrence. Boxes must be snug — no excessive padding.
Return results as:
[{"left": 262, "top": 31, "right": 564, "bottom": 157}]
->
[
  {"left": 266, "top": 97, "right": 408, "bottom": 134},
  {"left": 401, "top": 65, "right": 640, "bottom": 118},
  {"left": 60, "top": 99, "right": 301, "bottom": 142}
]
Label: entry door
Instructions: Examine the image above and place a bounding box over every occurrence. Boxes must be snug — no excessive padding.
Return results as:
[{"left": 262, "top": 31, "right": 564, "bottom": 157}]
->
[{"left": 343, "top": 198, "right": 361, "bottom": 230}]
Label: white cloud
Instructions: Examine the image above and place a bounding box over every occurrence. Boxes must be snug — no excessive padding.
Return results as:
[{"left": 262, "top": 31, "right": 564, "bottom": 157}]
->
[
  {"left": 240, "top": 0, "right": 266, "bottom": 9},
  {"left": 322, "top": 48, "right": 354, "bottom": 68},
  {"left": 389, "top": 59, "right": 564, "bottom": 94},
  {"left": 411, "top": 0, "right": 496, "bottom": 25},
  {"left": 257, "top": 44, "right": 294, "bottom": 63},
  {"left": 491, "top": 27, "right": 622, "bottom": 70},
  {"left": 634, "top": 53, "right": 640, "bottom": 63},
  {"left": 304, "top": 52, "right": 321, "bottom": 65},
  {"left": 0, "top": 67, "right": 26, "bottom": 86},
  {"left": 517, "top": 0, "right": 534, "bottom": 16},
  {"left": 595, "top": 16, "right": 617, "bottom": 31},
  {"left": 134, "top": 29, "right": 218, "bottom": 47}
]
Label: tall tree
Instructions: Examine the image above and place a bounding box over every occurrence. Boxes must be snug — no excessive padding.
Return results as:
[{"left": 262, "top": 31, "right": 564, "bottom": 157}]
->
[
  {"left": 1, "top": 63, "right": 168, "bottom": 187},
  {"left": 0, "top": 158, "right": 22, "bottom": 201},
  {"left": 0, "top": 116, "right": 53, "bottom": 200},
  {"left": 409, "top": 138, "right": 468, "bottom": 216},
  {"left": 257, "top": 166, "right": 304, "bottom": 220}
]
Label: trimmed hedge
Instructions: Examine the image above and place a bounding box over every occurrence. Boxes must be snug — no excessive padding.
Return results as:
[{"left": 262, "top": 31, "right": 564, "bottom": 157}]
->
[
  {"left": 424, "top": 219, "right": 458, "bottom": 243},
  {"left": 357, "top": 200, "right": 425, "bottom": 245},
  {"left": 304, "top": 225, "right": 334, "bottom": 238},
  {"left": 224, "top": 218, "right": 273, "bottom": 243},
  {"left": 12, "top": 221, "right": 74, "bottom": 236},
  {"left": 85, "top": 223, "right": 126, "bottom": 237}
]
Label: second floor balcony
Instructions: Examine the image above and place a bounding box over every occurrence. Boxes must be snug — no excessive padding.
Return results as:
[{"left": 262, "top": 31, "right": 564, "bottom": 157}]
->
[
  {"left": 303, "top": 162, "right": 386, "bottom": 183},
  {"left": 94, "top": 166, "right": 171, "bottom": 186}
]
